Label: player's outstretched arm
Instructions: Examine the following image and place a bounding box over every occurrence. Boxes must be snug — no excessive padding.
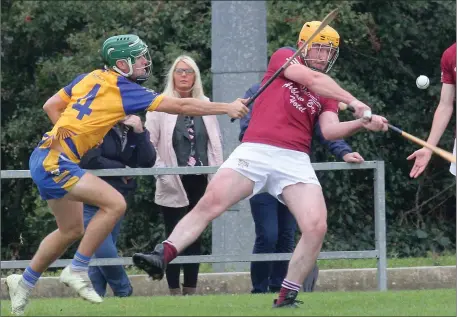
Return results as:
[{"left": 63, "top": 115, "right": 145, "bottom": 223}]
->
[
  {"left": 319, "top": 111, "right": 388, "bottom": 140},
  {"left": 154, "top": 96, "right": 249, "bottom": 119},
  {"left": 425, "top": 83, "right": 455, "bottom": 147},
  {"left": 406, "top": 83, "right": 455, "bottom": 178},
  {"left": 43, "top": 93, "right": 68, "bottom": 124},
  {"left": 284, "top": 64, "right": 370, "bottom": 118},
  {"left": 319, "top": 111, "right": 363, "bottom": 140}
]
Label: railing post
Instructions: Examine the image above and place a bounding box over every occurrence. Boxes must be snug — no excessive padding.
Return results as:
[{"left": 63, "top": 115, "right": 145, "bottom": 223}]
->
[
  {"left": 211, "top": 0, "right": 267, "bottom": 272},
  {"left": 374, "top": 160, "right": 388, "bottom": 291}
]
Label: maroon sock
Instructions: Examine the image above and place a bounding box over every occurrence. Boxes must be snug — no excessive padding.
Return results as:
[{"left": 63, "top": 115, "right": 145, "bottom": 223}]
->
[
  {"left": 163, "top": 241, "right": 178, "bottom": 264},
  {"left": 276, "top": 279, "right": 301, "bottom": 304},
  {"left": 276, "top": 287, "right": 290, "bottom": 305}
]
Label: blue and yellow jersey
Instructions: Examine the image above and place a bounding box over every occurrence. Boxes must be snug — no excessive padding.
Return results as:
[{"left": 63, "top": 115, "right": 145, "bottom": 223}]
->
[{"left": 39, "top": 69, "right": 164, "bottom": 163}]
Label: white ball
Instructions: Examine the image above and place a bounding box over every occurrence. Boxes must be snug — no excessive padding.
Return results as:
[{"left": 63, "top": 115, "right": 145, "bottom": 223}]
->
[{"left": 416, "top": 75, "right": 430, "bottom": 89}]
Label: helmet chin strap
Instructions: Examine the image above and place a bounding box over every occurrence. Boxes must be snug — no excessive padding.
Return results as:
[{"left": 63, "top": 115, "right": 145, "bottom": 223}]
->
[
  {"left": 111, "top": 57, "right": 151, "bottom": 85},
  {"left": 134, "top": 75, "right": 149, "bottom": 85},
  {"left": 111, "top": 59, "right": 150, "bottom": 85},
  {"left": 133, "top": 63, "right": 152, "bottom": 85},
  {"left": 112, "top": 58, "right": 134, "bottom": 77}
]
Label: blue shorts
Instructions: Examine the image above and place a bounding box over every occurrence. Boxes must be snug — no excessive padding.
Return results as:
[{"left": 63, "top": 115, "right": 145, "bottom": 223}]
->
[{"left": 29, "top": 147, "right": 86, "bottom": 200}]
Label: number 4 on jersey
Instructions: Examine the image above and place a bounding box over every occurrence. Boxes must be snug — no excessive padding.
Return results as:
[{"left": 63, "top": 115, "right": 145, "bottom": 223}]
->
[{"left": 72, "top": 84, "right": 101, "bottom": 120}]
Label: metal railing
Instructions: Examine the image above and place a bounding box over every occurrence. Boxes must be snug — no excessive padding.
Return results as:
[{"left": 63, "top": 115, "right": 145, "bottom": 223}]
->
[{"left": 1, "top": 161, "right": 387, "bottom": 291}]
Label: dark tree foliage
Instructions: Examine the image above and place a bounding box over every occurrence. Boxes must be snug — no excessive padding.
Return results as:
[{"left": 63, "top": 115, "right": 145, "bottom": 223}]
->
[{"left": 2, "top": 1, "right": 455, "bottom": 262}]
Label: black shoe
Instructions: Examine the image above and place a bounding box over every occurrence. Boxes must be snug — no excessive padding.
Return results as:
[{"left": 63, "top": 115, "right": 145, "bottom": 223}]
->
[
  {"left": 272, "top": 290, "right": 303, "bottom": 308},
  {"left": 132, "top": 243, "right": 166, "bottom": 280}
]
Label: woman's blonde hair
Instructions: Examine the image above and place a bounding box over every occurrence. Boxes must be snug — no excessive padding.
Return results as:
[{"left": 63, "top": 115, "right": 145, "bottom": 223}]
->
[{"left": 162, "top": 55, "right": 208, "bottom": 101}]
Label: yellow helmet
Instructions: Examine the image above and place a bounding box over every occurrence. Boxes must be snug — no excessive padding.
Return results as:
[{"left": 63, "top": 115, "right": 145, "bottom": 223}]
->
[{"left": 298, "top": 21, "right": 340, "bottom": 73}]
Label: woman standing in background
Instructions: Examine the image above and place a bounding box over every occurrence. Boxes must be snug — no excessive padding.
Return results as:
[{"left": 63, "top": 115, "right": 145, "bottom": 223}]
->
[{"left": 145, "top": 55, "right": 223, "bottom": 296}]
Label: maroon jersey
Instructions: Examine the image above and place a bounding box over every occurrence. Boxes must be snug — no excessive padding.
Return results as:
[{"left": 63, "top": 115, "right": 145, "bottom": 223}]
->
[
  {"left": 441, "top": 43, "right": 456, "bottom": 85},
  {"left": 243, "top": 47, "right": 339, "bottom": 154}
]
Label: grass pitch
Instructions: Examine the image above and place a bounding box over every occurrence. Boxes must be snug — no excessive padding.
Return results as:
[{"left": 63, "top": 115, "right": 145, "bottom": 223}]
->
[{"left": 1, "top": 288, "right": 455, "bottom": 316}]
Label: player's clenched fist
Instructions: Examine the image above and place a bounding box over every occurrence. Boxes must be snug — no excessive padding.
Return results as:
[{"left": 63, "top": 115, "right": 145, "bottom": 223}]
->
[
  {"left": 362, "top": 115, "right": 388, "bottom": 132},
  {"left": 227, "top": 98, "right": 249, "bottom": 119},
  {"left": 349, "top": 99, "right": 372, "bottom": 119}
]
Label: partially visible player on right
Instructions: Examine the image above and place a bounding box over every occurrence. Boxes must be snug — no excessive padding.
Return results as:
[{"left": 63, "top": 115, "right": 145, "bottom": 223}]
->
[{"left": 408, "top": 43, "right": 456, "bottom": 177}]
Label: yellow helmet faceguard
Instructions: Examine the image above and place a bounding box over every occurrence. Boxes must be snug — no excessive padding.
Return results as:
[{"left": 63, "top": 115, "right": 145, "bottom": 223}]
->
[{"left": 298, "top": 21, "right": 340, "bottom": 73}]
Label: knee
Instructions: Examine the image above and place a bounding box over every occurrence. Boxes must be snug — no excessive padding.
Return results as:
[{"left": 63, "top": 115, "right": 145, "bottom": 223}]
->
[
  {"left": 106, "top": 194, "right": 127, "bottom": 218},
  {"left": 61, "top": 224, "right": 85, "bottom": 242},
  {"left": 117, "top": 198, "right": 127, "bottom": 216},
  {"left": 300, "top": 218, "right": 327, "bottom": 239},
  {"left": 316, "top": 221, "right": 328, "bottom": 237}
]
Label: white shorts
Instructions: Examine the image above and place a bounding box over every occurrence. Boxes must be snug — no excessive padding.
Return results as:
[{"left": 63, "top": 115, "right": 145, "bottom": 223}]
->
[
  {"left": 219, "top": 142, "right": 321, "bottom": 204},
  {"left": 450, "top": 138, "right": 456, "bottom": 176}
]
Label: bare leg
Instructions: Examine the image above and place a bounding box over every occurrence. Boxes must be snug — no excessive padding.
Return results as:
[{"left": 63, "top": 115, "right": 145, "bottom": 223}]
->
[
  {"left": 66, "top": 172, "right": 127, "bottom": 257},
  {"left": 29, "top": 172, "right": 126, "bottom": 272},
  {"left": 61, "top": 173, "right": 126, "bottom": 303},
  {"left": 6, "top": 172, "right": 126, "bottom": 313},
  {"left": 168, "top": 168, "right": 254, "bottom": 253},
  {"left": 281, "top": 183, "right": 327, "bottom": 284},
  {"left": 28, "top": 198, "right": 84, "bottom": 273},
  {"left": 132, "top": 168, "right": 255, "bottom": 279}
]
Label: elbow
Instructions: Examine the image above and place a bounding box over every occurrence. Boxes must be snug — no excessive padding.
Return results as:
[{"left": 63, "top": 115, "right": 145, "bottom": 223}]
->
[
  {"left": 43, "top": 102, "right": 52, "bottom": 114},
  {"left": 321, "top": 131, "right": 333, "bottom": 141},
  {"left": 319, "top": 125, "right": 331, "bottom": 140},
  {"left": 321, "top": 127, "right": 338, "bottom": 141},
  {"left": 43, "top": 97, "right": 60, "bottom": 115}
]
